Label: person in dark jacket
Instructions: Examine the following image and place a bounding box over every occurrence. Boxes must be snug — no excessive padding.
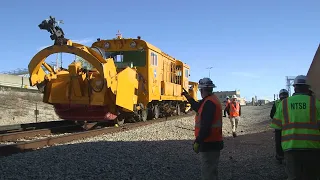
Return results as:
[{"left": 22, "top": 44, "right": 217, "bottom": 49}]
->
[
  {"left": 223, "top": 96, "right": 230, "bottom": 117},
  {"left": 182, "top": 77, "right": 223, "bottom": 180},
  {"left": 270, "top": 88, "right": 288, "bottom": 163}
]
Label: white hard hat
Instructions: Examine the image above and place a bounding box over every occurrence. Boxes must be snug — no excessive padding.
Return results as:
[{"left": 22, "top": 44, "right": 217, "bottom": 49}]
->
[
  {"left": 198, "top": 77, "right": 216, "bottom": 89},
  {"left": 279, "top": 89, "right": 288, "bottom": 95},
  {"left": 293, "top": 75, "right": 309, "bottom": 86},
  {"left": 226, "top": 96, "right": 230, "bottom": 99},
  {"left": 231, "top": 95, "right": 237, "bottom": 99}
]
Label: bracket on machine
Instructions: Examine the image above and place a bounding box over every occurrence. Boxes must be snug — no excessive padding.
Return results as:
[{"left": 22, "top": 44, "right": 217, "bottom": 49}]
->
[{"left": 38, "top": 16, "right": 68, "bottom": 45}]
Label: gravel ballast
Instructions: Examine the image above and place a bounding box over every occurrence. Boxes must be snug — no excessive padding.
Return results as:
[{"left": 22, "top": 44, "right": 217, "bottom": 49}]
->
[{"left": 0, "top": 104, "right": 287, "bottom": 180}]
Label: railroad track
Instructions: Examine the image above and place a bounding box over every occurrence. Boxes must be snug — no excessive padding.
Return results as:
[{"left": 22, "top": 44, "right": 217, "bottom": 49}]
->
[
  {"left": 0, "top": 120, "right": 77, "bottom": 134},
  {"left": 0, "top": 112, "right": 194, "bottom": 157}
]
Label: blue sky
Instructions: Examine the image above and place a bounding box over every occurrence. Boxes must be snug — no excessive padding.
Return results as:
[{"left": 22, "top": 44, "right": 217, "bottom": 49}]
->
[{"left": 0, "top": 0, "right": 319, "bottom": 101}]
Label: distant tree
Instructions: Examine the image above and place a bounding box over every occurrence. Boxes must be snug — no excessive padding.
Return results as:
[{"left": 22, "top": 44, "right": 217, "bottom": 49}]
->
[{"left": 76, "top": 56, "right": 93, "bottom": 70}]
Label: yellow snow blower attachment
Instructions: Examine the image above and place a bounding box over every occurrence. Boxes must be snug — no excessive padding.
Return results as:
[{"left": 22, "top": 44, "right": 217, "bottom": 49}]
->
[{"left": 28, "top": 16, "right": 139, "bottom": 121}]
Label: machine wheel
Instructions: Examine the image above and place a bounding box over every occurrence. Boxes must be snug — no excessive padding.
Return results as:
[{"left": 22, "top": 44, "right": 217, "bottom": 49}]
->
[
  {"left": 153, "top": 105, "right": 160, "bottom": 119},
  {"left": 136, "top": 103, "right": 148, "bottom": 122},
  {"left": 176, "top": 103, "right": 181, "bottom": 116},
  {"left": 140, "top": 109, "right": 148, "bottom": 122},
  {"left": 115, "top": 115, "right": 125, "bottom": 126},
  {"left": 148, "top": 104, "right": 160, "bottom": 120}
]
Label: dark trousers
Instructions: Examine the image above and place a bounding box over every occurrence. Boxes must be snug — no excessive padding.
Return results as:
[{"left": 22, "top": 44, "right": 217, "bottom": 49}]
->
[
  {"left": 274, "top": 129, "right": 284, "bottom": 158},
  {"left": 284, "top": 150, "right": 320, "bottom": 180},
  {"left": 223, "top": 107, "right": 228, "bottom": 116}
]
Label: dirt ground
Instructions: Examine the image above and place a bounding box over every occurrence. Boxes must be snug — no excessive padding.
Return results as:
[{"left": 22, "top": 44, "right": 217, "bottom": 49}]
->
[{"left": 0, "top": 90, "right": 59, "bottom": 125}]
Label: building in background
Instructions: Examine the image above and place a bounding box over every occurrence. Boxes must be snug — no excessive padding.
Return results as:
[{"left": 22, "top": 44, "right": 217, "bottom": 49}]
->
[
  {"left": 214, "top": 90, "right": 246, "bottom": 106},
  {"left": 257, "top": 99, "right": 270, "bottom": 105}
]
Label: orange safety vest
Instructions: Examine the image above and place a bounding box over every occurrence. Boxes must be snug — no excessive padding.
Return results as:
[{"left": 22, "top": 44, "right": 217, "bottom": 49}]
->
[
  {"left": 194, "top": 94, "right": 223, "bottom": 142},
  {"left": 229, "top": 101, "right": 240, "bottom": 117}
]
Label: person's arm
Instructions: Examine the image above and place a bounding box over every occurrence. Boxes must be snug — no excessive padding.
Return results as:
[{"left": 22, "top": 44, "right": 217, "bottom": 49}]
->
[
  {"left": 182, "top": 93, "right": 201, "bottom": 112},
  {"left": 270, "top": 103, "right": 276, "bottom": 119},
  {"left": 195, "top": 101, "right": 216, "bottom": 144},
  {"left": 239, "top": 104, "right": 241, "bottom": 116},
  {"left": 270, "top": 102, "right": 283, "bottom": 130},
  {"left": 188, "top": 98, "right": 201, "bottom": 112}
]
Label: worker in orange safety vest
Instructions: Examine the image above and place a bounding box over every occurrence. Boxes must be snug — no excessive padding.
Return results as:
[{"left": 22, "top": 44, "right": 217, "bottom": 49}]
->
[
  {"left": 181, "top": 77, "right": 223, "bottom": 180},
  {"left": 225, "top": 95, "right": 241, "bottom": 137},
  {"left": 223, "top": 96, "right": 230, "bottom": 117}
]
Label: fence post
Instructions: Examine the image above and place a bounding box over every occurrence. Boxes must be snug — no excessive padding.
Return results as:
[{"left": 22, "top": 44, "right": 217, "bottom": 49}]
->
[{"left": 34, "top": 103, "right": 39, "bottom": 122}]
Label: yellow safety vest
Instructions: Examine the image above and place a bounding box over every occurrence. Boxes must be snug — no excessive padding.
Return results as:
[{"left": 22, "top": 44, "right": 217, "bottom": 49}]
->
[{"left": 271, "top": 95, "right": 320, "bottom": 151}]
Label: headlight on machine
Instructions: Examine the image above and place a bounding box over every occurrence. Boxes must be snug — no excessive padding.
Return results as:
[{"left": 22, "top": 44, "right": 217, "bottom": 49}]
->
[
  {"left": 94, "top": 80, "right": 103, "bottom": 89},
  {"left": 104, "top": 42, "right": 110, "bottom": 49},
  {"left": 95, "top": 80, "right": 103, "bottom": 87},
  {"left": 130, "top": 41, "right": 136, "bottom": 48}
]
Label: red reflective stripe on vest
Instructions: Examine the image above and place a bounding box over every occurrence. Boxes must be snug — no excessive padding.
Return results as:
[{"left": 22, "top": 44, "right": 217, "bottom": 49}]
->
[
  {"left": 194, "top": 94, "right": 223, "bottom": 142},
  {"left": 230, "top": 102, "right": 240, "bottom": 117}
]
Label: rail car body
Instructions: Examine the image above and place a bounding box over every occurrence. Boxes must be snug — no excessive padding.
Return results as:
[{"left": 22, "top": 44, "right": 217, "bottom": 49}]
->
[{"left": 28, "top": 17, "right": 199, "bottom": 124}]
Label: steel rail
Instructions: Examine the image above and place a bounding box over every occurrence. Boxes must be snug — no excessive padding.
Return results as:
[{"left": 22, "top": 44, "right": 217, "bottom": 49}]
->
[
  {"left": 0, "top": 120, "right": 76, "bottom": 134},
  {"left": 0, "top": 123, "right": 96, "bottom": 142}
]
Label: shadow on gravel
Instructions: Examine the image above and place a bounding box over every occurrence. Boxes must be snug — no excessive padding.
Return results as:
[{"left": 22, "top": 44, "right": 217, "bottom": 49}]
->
[
  {"left": 254, "top": 119, "right": 273, "bottom": 126},
  {"left": 0, "top": 131, "right": 287, "bottom": 180}
]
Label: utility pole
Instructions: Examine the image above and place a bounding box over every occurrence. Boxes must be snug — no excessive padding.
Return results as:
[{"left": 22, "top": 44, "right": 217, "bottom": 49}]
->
[
  {"left": 286, "top": 76, "right": 295, "bottom": 96},
  {"left": 55, "top": 19, "right": 64, "bottom": 68},
  {"left": 206, "top": 67, "right": 213, "bottom": 78}
]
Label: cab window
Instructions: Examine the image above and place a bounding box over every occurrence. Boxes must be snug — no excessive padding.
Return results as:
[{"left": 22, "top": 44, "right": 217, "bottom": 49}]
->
[
  {"left": 151, "top": 52, "right": 158, "bottom": 66},
  {"left": 105, "top": 51, "right": 146, "bottom": 67},
  {"left": 185, "top": 69, "right": 189, "bottom": 78}
]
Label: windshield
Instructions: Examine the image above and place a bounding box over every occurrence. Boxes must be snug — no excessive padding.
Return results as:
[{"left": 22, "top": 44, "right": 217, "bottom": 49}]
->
[{"left": 105, "top": 51, "right": 146, "bottom": 68}]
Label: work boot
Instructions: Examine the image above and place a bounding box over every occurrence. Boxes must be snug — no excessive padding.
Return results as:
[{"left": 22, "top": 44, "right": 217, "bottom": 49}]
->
[
  {"left": 275, "top": 154, "right": 284, "bottom": 164},
  {"left": 276, "top": 154, "right": 284, "bottom": 161},
  {"left": 232, "top": 132, "right": 237, "bottom": 137}
]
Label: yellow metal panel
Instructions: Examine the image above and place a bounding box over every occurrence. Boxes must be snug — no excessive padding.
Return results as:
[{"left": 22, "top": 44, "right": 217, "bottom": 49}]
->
[
  {"left": 176, "top": 84, "right": 182, "bottom": 96},
  {"left": 160, "top": 95, "right": 184, "bottom": 101},
  {"left": 116, "top": 67, "right": 138, "bottom": 111},
  {"left": 163, "top": 82, "right": 174, "bottom": 96},
  {"left": 161, "top": 81, "right": 165, "bottom": 95},
  {"left": 189, "top": 81, "right": 199, "bottom": 101},
  {"left": 68, "top": 62, "right": 82, "bottom": 97},
  {"left": 102, "top": 59, "right": 117, "bottom": 91},
  {"left": 70, "top": 79, "right": 82, "bottom": 97},
  {"left": 50, "top": 80, "right": 69, "bottom": 103},
  {"left": 29, "top": 68, "right": 46, "bottom": 86}
]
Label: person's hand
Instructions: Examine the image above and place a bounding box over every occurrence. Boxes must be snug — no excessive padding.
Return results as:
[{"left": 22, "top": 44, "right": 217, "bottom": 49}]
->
[
  {"left": 181, "top": 88, "right": 188, "bottom": 95},
  {"left": 193, "top": 141, "right": 199, "bottom": 154},
  {"left": 181, "top": 91, "right": 188, "bottom": 96},
  {"left": 181, "top": 88, "right": 190, "bottom": 97}
]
